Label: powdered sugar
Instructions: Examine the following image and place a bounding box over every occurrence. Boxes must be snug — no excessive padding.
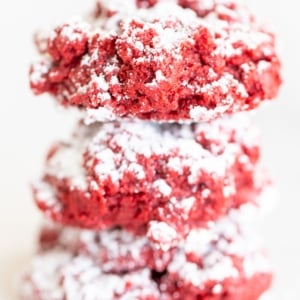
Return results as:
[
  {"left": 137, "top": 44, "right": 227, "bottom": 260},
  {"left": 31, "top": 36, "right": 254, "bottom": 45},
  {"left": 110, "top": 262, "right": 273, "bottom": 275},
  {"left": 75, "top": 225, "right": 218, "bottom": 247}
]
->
[
  {"left": 44, "top": 114, "right": 257, "bottom": 189},
  {"left": 20, "top": 252, "right": 159, "bottom": 300},
  {"left": 153, "top": 179, "right": 172, "bottom": 196},
  {"left": 168, "top": 206, "right": 271, "bottom": 286},
  {"left": 148, "top": 221, "right": 178, "bottom": 251},
  {"left": 58, "top": 20, "right": 90, "bottom": 41},
  {"left": 30, "top": 61, "right": 51, "bottom": 85},
  {"left": 85, "top": 108, "right": 117, "bottom": 124},
  {"left": 169, "top": 253, "right": 239, "bottom": 287},
  {"left": 189, "top": 105, "right": 231, "bottom": 121},
  {"left": 46, "top": 146, "right": 88, "bottom": 189},
  {"left": 33, "top": 181, "right": 62, "bottom": 213}
]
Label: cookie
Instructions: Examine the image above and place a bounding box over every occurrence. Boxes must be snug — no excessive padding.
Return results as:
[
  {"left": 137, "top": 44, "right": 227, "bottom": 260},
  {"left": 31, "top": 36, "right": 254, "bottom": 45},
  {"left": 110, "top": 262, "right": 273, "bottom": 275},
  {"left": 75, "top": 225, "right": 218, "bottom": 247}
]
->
[
  {"left": 34, "top": 115, "right": 269, "bottom": 246},
  {"left": 38, "top": 222, "right": 174, "bottom": 273},
  {"left": 20, "top": 255, "right": 159, "bottom": 300},
  {"left": 161, "top": 221, "right": 272, "bottom": 299},
  {"left": 30, "top": 0, "right": 281, "bottom": 122},
  {"left": 19, "top": 207, "right": 272, "bottom": 300}
]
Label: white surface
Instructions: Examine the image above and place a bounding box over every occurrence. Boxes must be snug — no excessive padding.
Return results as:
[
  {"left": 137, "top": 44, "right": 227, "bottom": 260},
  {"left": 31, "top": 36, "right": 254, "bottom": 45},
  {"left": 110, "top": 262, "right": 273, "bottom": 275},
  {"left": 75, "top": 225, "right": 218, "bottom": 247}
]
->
[{"left": 0, "top": 1, "right": 299, "bottom": 299}]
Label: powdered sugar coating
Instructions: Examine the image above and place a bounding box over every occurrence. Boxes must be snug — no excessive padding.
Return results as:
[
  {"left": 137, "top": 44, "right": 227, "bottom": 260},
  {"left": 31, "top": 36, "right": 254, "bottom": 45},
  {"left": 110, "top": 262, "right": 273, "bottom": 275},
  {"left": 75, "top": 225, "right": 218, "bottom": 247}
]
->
[
  {"left": 20, "top": 254, "right": 159, "bottom": 300},
  {"left": 161, "top": 206, "right": 273, "bottom": 298},
  {"left": 38, "top": 222, "right": 174, "bottom": 273},
  {"left": 30, "top": 0, "right": 281, "bottom": 122},
  {"left": 19, "top": 207, "right": 272, "bottom": 300},
  {"left": 33, "top": 114, "right": 269, "bottom": 246}
]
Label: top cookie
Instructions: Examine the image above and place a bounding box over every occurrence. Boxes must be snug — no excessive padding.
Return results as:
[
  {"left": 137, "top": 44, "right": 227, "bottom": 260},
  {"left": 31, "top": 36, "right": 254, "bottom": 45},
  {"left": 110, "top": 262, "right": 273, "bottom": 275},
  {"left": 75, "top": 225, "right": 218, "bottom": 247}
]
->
[{"left": 30, "top": 0, "right": 281, "bottom": 122}]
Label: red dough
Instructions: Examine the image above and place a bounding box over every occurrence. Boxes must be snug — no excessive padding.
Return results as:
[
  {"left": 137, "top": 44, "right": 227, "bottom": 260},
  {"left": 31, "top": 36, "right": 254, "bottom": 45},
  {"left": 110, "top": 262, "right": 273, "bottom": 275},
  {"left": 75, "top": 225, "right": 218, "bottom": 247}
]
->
[
  {"left": 33, "top": 115, "right": 269, "bottom": 247},
  {"left": 30, "top": 0, "right": 281, "bottom": 122},
  {"left": 19, "top": 210, "right": 272, "bottom": 300}
]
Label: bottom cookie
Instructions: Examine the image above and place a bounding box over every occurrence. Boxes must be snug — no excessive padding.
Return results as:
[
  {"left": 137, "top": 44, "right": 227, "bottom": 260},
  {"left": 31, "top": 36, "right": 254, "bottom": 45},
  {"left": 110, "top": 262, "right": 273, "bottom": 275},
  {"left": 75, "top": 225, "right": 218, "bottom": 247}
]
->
[
  {"left": 19, "top": 207, "right": 272, "bottom": 300},
  {"left": 20, "top": 253, "right": 159, "bottom": 300},
  {"left": 19, "top": 248, "right": 271, "bottom": 300}
]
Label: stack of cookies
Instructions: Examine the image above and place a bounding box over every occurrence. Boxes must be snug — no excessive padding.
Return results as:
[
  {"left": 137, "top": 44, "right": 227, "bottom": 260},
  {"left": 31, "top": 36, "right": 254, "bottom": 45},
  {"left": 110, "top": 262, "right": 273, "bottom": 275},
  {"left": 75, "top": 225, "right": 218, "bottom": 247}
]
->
[{"left": 20, "top": 0, "right": 282, "bottom": 299}]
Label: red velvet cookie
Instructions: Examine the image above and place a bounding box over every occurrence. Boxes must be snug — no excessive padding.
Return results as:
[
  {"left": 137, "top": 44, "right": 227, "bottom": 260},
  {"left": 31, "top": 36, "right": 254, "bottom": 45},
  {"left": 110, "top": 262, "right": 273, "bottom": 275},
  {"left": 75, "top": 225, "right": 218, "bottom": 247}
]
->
[
  {"left": 161, "top": 218, "right": 272, "bottom": 300},
  {"left": 33, "top": 115, "right": 269, "bottom": 247},
  {"left": 19, "top": 208, "right": 272, "bottom": 300},
  {"left": 38, "top": 222, "right": 175, "bottom": 273},
  {"left": 20, "top": 255, "right": 159, "bottom": 300},
  {"left": 30, "top": 0, "right": 281, "bottom": 122}
]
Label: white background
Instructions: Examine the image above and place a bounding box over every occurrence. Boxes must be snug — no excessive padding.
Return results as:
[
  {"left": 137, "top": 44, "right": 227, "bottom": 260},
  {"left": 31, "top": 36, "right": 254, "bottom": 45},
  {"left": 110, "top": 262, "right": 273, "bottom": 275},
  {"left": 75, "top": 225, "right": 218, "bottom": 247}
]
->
[{"left": 0, "top": 1, "right": 299, "bottom": 299}]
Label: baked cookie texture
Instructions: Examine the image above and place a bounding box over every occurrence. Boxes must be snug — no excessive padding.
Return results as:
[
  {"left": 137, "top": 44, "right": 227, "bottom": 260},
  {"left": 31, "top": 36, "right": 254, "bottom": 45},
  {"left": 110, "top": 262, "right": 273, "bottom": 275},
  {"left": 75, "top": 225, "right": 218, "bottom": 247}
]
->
[
  {"left": 20, "top": 208, "right": 272, "bottom": 300},
  {"left": 30, "top": 0, "right": 281, "bottom": 122},
  {"left": 33, "top": 115, "right": 270, "bottom": 249}
]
